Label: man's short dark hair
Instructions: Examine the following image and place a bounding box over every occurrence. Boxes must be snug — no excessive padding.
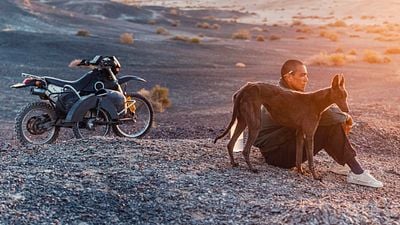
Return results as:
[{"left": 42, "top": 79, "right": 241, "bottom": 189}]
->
[{"left": 281, "top": 59, "right": 304, "bottom": 78}]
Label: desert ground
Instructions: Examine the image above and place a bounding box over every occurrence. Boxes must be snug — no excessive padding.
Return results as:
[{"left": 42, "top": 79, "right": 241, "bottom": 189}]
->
[{"left": 0, "top": 0, "right": 399, "bottom": 224}]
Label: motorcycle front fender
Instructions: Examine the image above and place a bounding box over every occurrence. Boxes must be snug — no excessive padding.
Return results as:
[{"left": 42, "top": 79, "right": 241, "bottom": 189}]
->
[
  {"left": 64, "top": 94, "right": 119, "bottom": 123},
  {"left": 118, "top": 75, "right": 146, "bottom": 85}
]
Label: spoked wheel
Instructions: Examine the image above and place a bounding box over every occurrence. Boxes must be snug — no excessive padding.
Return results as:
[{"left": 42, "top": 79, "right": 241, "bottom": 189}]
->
[
  {"left": 15, "top": 101, "right": 59, "bottom": 145},
  {"left": 73, "top": 108, "right": 111, "bottom": 139},
  {"left": 113, "top": 93, "right": 153, "bottom": 138}
]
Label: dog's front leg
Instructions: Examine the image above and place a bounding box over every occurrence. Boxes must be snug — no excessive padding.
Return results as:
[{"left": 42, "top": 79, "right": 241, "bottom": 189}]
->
[
  {"left": 295, "top": 130, "right": 305, "bottom": 174},
  {"left": 305, "top": 135, "right": 321, "bottom": 180}
]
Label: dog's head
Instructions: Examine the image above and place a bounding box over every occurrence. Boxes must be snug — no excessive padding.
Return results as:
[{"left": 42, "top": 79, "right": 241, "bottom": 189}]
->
[{"left": 330, "top": 74, "right": 349, "bottom": 113}]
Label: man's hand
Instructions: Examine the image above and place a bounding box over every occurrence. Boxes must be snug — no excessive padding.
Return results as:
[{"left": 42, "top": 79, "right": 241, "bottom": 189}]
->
[{"left": 342, "top": 113, "right": 353, "bottom": 135}]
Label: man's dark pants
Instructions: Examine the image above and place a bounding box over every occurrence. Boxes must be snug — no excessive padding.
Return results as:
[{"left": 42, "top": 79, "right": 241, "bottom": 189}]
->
[{"left": 261, "top": 124, "right": 356, "bottom": 168}]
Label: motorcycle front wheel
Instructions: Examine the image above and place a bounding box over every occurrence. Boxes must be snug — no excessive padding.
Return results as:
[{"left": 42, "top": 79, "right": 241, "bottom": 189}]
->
[
  {"left": 15, "top": 101, "right": 60, "bottom": 145},
  {"left": 73, "top": 108, "right": 111, "bottom": 139},
  {"left": 113, "top": 93, "right": 153, "bottom": 138}
]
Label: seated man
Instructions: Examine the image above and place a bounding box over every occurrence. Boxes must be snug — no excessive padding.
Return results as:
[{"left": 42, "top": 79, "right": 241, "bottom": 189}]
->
[{"left": 253, "top": 59, "right": 383, "bottom": 188}]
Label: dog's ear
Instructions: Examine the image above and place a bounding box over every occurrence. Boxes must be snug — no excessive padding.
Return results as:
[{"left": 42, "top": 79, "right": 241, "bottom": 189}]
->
[
  {"left": 331, "top": 74, "right": 340, "bottom": 88},
  {"left": 339, "top": 74, "right": 345, "bottom": 87}
]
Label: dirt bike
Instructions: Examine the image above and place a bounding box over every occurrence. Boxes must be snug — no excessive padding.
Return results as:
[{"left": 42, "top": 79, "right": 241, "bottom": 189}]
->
[{"left": 11, "top": 55, "right": 154, "bottom": 145}]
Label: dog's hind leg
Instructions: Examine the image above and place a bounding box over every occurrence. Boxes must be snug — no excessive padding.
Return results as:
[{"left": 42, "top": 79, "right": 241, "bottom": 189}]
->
[
  {"left": 304, "top": 128, "right": 321, "bottom": 180},
  {"left": 227, "top": 118, "right": 246, "bottom": 167},
  {"left": 242, "top": 103, "right": 261, "bottom": 173},
  {"left": 295, "top": 130, "right": 305, "bottom": 174}
]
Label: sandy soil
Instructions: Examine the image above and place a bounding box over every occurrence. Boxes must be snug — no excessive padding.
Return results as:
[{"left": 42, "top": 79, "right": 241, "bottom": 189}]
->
[{"left": 0, "top": 0, "right": 399, "bottom": 224}]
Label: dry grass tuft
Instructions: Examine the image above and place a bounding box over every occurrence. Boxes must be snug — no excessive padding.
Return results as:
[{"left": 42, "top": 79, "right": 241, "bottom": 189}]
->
[
  {"left": 138, "top": 85, "right": 171, "bottom": 113},
  {"left": 251, "top": 27, "right": 263, "bottom": 32},
  {"left": 291, "top": 20, "right": 303, "bottom": 26},
  {"left": 196, "top": 22, "right": 210, "bottom": 29},
  {"left": 363, "top": 50, "right": 391, "bottom": 64},
  {"left": 349, "top": 34, "right": 360, "bottom": 38},
  {"left": 308, "top": 52, "right": 356, "bottom": 66},
  {"left": 296, "top": 36, "right": 306, "bottom": 40},
  {"left": 169, "top": 8, "right": 179, "bottom": 16},
  {"left": 256, "top": 35, "right": 265, "bottom": 42},
  {"left": 232, "top": 29, "right": 251, "bottom": 40},
  {"left": 328, "top": 20, "right": 347, "bottom": 27},
  {"left": 156, "top": 27, "right": 169, "bottom": 35},
  {"left": 269, "top": 35, "right": 281, "bottom": 40},
  {"left": 296, "top": 27, "right": 313, "bottom": 33},
  {"left": 190, "top": 37, "right": 201, "bottom": 44},
  {"left": 76, "top": 29, "right": 90, "bottom": 37},
  {"left": 348, "top": 49, "right": 357, "bottom": 55},
  {"left": 172, "top": 35, "right": 201, "bottom": 44},
  {"left": 320, "top": 30, "right": 339, "bottom": 41},
  {"left": 148, "top": 19, "right": 156, "bottom": 25},
  {"left": 385, "top": 47, "right": 400, "bottom": 54},
  {"left": 120, "top": 33, "right": 134, "bottom": 44},
  {"left": 171, "top": 20, "right": 180, "bottom": 27},
  {"left": 211, "top": 24, "right": 221, "bottom": 30}
]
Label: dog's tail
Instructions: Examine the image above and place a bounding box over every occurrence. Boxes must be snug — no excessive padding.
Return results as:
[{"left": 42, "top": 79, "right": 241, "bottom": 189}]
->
[{"left": 214, "top": 90, "right": 241, "bottom": 144}]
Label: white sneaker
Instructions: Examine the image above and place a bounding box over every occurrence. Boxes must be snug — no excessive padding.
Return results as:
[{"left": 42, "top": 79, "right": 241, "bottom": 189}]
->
[
  {"left": 347, "top": 170, "right": 383, "bottom": 188},
  {"left": 329, "top": 164, "right": 350, "bottom": 176}
]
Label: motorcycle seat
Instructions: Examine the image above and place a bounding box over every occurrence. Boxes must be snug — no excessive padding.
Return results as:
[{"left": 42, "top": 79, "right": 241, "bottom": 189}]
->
[{"left": 44, "top": 71, "right": 93, "bottom": 91}]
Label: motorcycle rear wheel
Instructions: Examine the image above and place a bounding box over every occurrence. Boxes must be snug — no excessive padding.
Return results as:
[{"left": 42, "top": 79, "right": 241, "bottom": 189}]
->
[
  {"left": 72, "top": 108, "right": 111, "bottom": 139},
  {"left": 113, "top": 93, "right": 153, "bottom": 138},
  {"left": 15, "top": 101, "right": 60, "bottom": 145}
]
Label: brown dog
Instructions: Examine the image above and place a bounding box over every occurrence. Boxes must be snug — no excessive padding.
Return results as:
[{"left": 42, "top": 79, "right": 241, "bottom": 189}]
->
[{"left": 214, "top": 74, "right": 349, "bottom": 179}]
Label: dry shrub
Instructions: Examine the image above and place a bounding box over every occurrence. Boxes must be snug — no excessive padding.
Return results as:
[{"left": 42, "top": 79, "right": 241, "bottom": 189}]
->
[
  {"left": 365, "top": 25, "right": 386, "bottom": 34},
  {"left": 169, "top": 8, "right": 179, "bottom": 16},
  {"left": 375, "top": 36, "right": 400, "bottom": 42},
  {"left": 251, "top": 27, "right": 263, "bottom": 32},
  {"left": 348, "top": 49, "right": 357, "bottom": 55},
  {"left": 385, "top": 47, "right": 400, "bottom": 54},
  {"left": 361, "top": 15, "right": 375, "bottom": 20},
  {"left": 196, "top": 22, "right": 210, "bottom": 29},
  {"left": 171, "top": 20, "right": 180, "bottom": 27},
  {"left": 211, "top": 24, "right": 221, "bottom": 30},
  {"left": 190, "top": 37, "right": 201, "bottom": 44},
  {"left": 172, "top": 35, "right": 190, "bottom": 42},
  {"left": 296, "top": 36, "right": 306, "bottom": 40},
  {"left": 256, "top": 35, "right": 265, "bottom": 41},
  {"left": 156, "top": 27, "right": 169, "bottom": 35},
  {"left": 320, "top": 30, "right": 339, "bottom": 41},
  {"left": 296, "top": 27, "right": 313, "bottom": 33},
  {"left": 232, "top": 29, "right": 251, "bottom": 40},
  {"left": 120, "top": 33, "right": 134, "bottom": 44},
  {"left": 269, "top": 35, "right": 281, "bottom": 40},
  {"left": 335, "top": 47, "right": 344, "bottom": 53},
  {"left": 76, "top": 29, "right": 90, "bottom": 37},
  {"left": 172, "top": 35, "right": 200, "bottom": 44},
  {"left": 148, "top": 19, "right": 156, "bottom": 25},
  {"left": 292, "top": 20, "right": 303, "bottom": 26},
  {"left": 308, "top": 52, "right": 355, "bottom": 66},
  {"left": 349, "top": 34, "right": 360, "bottom": 38},
  {"left": 328, "top": 20, "right": 347, "bottom": 27},
  {"left": 138, "top": 85, "right": 171, "bottom": 113},
  {"left": 363, "top": 50, "right": 391, "bottom": 64}
]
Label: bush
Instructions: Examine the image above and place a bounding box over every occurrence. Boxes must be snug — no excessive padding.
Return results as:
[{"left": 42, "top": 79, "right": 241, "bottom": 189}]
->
[
  {"left": 148, "top": 19, "right": 156, "bottom": 25},
  {"left": 190, "top": 37, "right": 201, "bottom": 44},
  {"left": 232, "top": 29, "right": 251, "bottom": 40},
  {"left": 320, "top": 30, "right": 339, "bottom": 41},
  {"left": 210, "top": 24, "right": 221, "bottom": 30},
  {"left": 328, "top": 20, "right": 347, "bottom": 27},
  {"left": 385, "top": 47, "right": 400, "bottom": 54},
  {"left": 156, "top": 27, "right": 169, "bottom": 35},
  {"left": 363, "top": 50, "right": 391, "bottom": 63},
  {"left": 120, "top": 33, "right": 134, "bottom": 44},
  {"left": 256, "top": 35, "right": 265, "bottom": 42},
  {"left": 171, "top": 20, "right": 180, "bottom": 27},
  {"left": 269, "top": 35, "right": 281, "bottom": 40},
  {"left": 348, "top": 49, "right": 357, "bottom": 55},
  {"left": 76, "top": 29, "right": 90, "bottom": 37},
  {"left": 196, "top": 22, "right": 210, "bottom": 29},
  {"left": 308, "top": 52, "right": 355, "bottom": 66},
  {"left": 138, "top": 85, "right": 171, "bottom": 113}
]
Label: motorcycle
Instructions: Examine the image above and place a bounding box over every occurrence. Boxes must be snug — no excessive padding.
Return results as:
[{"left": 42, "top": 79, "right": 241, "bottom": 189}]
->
[{"left": 11, "top": 55, "right": 154, "bottom": 145}]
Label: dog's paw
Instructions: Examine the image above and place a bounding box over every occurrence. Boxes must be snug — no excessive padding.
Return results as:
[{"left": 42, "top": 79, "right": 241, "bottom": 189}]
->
[{"left": 295, "top": 166, "right": 305, "bottom": 174}]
